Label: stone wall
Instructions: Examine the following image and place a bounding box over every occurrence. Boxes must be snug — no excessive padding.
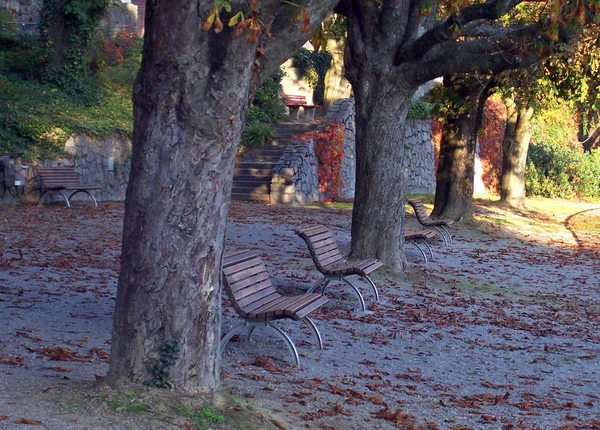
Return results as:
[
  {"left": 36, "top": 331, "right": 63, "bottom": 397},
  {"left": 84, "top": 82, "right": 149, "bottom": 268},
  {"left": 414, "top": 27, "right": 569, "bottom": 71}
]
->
[
  {"left": 1, "top": 0, "right": 138, "bottom": 34},
  {"left": 325, "top": 98, "right": 436, "bottom": 197},
  {"left": 0, "top": 134, "right": 131, "bottom": 206},
  {"left": 270, "top": 140, "right": 320, "bottom": 205},
  {"left": 401, "top": 120, "right": 436, "bottom": 194},
  {"left": 269, "top": 98, "right": 437, "bottom": 205}
]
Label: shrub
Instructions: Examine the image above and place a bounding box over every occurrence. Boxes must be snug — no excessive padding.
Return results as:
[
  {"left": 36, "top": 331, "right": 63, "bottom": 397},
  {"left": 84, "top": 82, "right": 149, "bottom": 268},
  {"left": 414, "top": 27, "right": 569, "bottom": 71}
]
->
[
  {"left": 246, "top": 70, "right": 286, "bottom": 124},
  {"left": 526, "top": 142, "right": 600, "bottom": 199},
  {"left": 241, "top": 121, "right": 276, "bottom": 149},
  {"left": 407, "top": 101, "right": 433, "bottom": 119}
]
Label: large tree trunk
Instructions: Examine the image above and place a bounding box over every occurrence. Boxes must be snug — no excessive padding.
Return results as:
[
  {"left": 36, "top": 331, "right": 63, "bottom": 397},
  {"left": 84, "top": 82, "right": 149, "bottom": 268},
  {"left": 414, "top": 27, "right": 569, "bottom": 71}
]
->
[
  {"left": 499, "top": 97, "right": 534, "bottom": 208},
  {"left": 107, "top": 0, "right": 338, "bottom": 393},
  {"left": 432, "top": 75, "right": 491, "bottom": 222},
  {"left": 350, "top": 82, "right": 414, "bottom": 270},
  {"left": 107, "top": 3, "right": 256, "bottom": 393},
  {"left": 343, "top": 4, "right": 417, "bottom": 270}
]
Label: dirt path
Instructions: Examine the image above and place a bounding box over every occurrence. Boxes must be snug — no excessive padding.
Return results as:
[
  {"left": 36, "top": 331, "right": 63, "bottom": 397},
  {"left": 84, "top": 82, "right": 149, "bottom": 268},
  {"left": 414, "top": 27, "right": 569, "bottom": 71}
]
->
[{"left": 0, "top": 200, "right": 599, "bottom": 429}]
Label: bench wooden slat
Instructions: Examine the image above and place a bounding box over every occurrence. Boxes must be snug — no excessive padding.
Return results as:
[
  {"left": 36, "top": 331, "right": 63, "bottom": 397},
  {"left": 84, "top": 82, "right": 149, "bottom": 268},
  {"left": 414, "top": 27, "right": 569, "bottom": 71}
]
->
[
  {"left": 295, "top": 225, "right": 383, "bottom": 307},
  {"left": 221, "top": 249, "right": 328, "bottom": 361}
]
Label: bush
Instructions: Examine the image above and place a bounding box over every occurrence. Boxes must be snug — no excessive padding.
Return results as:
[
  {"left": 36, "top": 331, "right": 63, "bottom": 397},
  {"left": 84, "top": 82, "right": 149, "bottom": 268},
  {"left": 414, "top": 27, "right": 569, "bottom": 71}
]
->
[
  {"left": 526, "top": 141, "right": 600, "bottom": 199},
  {"left": 241, "top": 121, "right": 276, "bottom": 149},
  {"left": 246, "top": 70, "right": 286, "bottom": 124},
  {"left": 407, "top": 101, "right": 433, "bottom": 119}
]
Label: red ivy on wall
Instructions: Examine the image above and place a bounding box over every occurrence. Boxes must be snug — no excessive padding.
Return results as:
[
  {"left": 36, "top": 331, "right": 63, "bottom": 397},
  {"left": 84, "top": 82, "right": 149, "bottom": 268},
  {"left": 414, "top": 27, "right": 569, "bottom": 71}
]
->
[
  {"left": 431, "top": 99, "right": 507, "bottom": 195},
  {"left": 478, "top": 99, "right": 507, "bottom": 194},
  {"left": 297, "top": 121, "right": 345, "bottom": 201}
]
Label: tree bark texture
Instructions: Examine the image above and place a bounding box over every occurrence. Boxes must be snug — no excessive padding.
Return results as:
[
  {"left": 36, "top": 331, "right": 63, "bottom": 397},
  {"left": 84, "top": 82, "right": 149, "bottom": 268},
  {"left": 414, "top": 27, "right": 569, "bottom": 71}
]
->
[
  {"left": 500, "top": 97, "right": 534, "bottom": 208},
  {"left": 433, "top": 75, "right": 491, "bottom": 222},
  {"left": 108, "top": 0, "right": 338, "bottom": 392}
]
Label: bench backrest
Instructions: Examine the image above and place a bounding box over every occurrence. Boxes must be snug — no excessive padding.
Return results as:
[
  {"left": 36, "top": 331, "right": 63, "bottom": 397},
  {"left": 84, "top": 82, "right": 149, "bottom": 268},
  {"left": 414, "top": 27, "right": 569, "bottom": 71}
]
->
[
  {"left": 295, "top": 226, "right": 345, "bottom": 272},
  {"left": 37, "top": 167, "right": 82, "bottom": 189},
  {"left": 406, "top": 199, "right": 432, "bottom": 223},
  {"left": 284, "top": 95, "right": 307, "bottom": 106},
  {"left": 222, "top": 249, "right": 281, "bottom": 318}
]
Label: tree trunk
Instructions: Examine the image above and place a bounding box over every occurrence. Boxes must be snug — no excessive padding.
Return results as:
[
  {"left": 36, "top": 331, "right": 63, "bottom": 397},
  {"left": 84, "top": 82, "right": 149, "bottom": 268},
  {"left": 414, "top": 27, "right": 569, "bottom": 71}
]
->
[
  {"left": 349, "top": 82, "right": 414, "bottom": 270},
  {"left": 499, "top": 97, "right": 534, "bottom": 208},
  {"left": 107, "top": 4, "right": 259, "bottom": 393},
  {"left": 432, "top": 75, "right": 491, "bottom": 222},
  {"left": 107, "top": 0, "right": 338, "bottom": 394}
]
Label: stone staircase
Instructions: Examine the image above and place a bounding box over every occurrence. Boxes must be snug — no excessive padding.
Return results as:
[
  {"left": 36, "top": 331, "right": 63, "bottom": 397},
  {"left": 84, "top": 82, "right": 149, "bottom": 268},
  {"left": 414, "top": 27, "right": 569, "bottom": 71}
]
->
[{"left": 231, "top": 122, "right": 316, "bottom": 202}]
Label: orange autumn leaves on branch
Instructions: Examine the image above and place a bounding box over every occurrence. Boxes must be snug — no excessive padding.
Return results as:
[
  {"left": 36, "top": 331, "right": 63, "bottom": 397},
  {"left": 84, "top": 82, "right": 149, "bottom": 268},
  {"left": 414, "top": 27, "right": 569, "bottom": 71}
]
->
[{"left": 203, "top": 0, "right": 310, "bottom": 42}]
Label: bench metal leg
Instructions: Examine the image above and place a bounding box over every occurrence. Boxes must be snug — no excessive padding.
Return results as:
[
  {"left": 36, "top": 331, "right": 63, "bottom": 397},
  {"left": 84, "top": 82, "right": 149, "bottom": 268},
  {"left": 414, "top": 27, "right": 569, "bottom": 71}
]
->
[
  {"left": 410, "top": 241, "right": 428, "bottom": 263},
  {"left": 265, "top": 322, "right": 300, "bottom": 367},
  {"left": 219, "top": 322, "right": 247, "bottom": 358},
  {"left": 341, "top": 278, "right": 366, "bottom": 312},
  {"left": 362, "top": 275, "right": 379, "bottom": 302},
  {"left": 308, "top": 279, "right": 328, "bottom": 294},
  {"left": 302, "top": 316, "right": 323, "bottom": 349},
  {"left": 433, "top": 226, "right": 451, "bottom": 246},
  {"left": 420, "top": 239, "right": 434, "bottom": 261},
  {"left": 69, "top": 190, "right": 98, "bottom": 207}
]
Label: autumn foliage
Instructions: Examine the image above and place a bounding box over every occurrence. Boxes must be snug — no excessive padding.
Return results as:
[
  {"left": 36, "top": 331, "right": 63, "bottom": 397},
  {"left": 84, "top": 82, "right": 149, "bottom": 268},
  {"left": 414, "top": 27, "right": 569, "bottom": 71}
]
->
[
  {"left": 478, "top": 99, "right": 507, "bottom": 194},
  {"left": 297, "top": 121, "right": 345, "bottom": 201}
]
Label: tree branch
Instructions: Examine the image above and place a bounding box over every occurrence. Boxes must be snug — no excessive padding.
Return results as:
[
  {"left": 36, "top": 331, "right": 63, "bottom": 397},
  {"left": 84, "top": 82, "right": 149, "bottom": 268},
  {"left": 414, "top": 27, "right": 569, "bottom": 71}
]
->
[
  {"left": 396, "top": 0, "right": 526, "bottom": 63},
  {"left": 408, "top": 23, "right": 576, "bottom": 83}
]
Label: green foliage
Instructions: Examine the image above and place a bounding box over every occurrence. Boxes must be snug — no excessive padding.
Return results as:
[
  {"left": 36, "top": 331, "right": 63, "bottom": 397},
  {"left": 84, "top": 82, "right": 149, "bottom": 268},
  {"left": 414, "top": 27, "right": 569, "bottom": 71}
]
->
[
  {"left": 407, "top": 101, "right": 433, "bottom": 119},
  {"left": 526, "top": 142, "right": 600, "bottom": 199},
  {"left": 241, "top": 121, "right": 276, "bottom": 149},
  {"left": 146, "top": 340, "right": 180, "bottom": 389},
  {"left": 292, "top": 48, "right": 332, "bottom": 105},
  {"left": 0, "top": 32, "right": 138, "bottom": 160},
  {"left": 429, "top": 83, "right": 474, "bottom": 121},
  {"left": 247, "top": 70, "right": 286, "bottom": 124},
  {"left": 0, "top": 9, "right": 17, "bottom": 41},
  {"left": 40, "top": 0, "right": 113, "bottom": 85},
  {"left": 176, "top": 405, "right": 225, "bottom": 429}
]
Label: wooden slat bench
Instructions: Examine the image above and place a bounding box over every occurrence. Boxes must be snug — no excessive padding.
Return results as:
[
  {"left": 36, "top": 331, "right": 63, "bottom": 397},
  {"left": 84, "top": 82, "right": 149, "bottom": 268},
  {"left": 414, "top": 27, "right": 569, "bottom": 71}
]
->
[
  {"left": 295, "top": 225, "right": 384, "bottom": 313},
  {"left": 221, "top": 249, "right": 329, "bottom": 366},
  {"left": 406, "top": 199, "right": 455, "bottom": 245},
  {"left": 404, "top": 229, "right": 436, "bottom": 263},
  {"left": 283, "top": 94, "right": 318, "bottom": 120},
  {"left": 37, "top": 167, "right": 101, "bottom": 208}
]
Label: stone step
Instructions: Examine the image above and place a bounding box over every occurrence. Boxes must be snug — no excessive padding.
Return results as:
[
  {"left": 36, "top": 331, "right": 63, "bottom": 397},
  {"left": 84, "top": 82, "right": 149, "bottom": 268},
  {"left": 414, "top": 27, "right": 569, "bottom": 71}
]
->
[
  {"left": 231, "top": 192, "right": 271, "bottom": 203},
  {"left": 232, "top": 183, "right": 269, "bottom": 195},
  {"left": 233, "top": 174, "right": 271, "bottom": 184},
  {"left": 233, "top": 163, "right": 273, "bottom": 177}
]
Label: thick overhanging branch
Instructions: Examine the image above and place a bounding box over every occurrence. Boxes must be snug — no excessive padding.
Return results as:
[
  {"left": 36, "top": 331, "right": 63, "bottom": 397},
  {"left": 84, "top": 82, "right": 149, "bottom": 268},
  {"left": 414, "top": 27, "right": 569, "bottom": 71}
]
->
[
  {"left": 396, "top": 0, "right": 526, "bottom": 63},
  {"left": 409, "top": 23, "right": 577, "bottom": 83}
]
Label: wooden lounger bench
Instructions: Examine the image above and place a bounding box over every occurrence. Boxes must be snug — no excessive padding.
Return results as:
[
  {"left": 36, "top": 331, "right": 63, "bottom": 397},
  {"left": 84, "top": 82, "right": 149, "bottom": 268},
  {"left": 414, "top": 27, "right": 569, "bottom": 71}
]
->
[
  {"left": 37, "top": 167, "right": 101, "bottom": 208},
  {"left": 295, "top": 225, "right": 384, "bottom": 313},
  {"left": 221, "top": 249, "right": 328, "bottom": 367},
  {"left": 404, "top": 229, "right": 436, "bottom": 263},
  {"left": 283, "top": 94, "right": 318, "bottom": 120},
  {"left": 406, "top": 199, "right": 455, "bottom": 245}
]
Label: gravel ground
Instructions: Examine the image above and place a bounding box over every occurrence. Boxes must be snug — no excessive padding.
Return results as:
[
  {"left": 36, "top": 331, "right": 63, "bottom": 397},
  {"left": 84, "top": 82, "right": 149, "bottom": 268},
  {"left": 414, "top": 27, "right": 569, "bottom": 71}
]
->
[{"left": 0, "top": 200, "right": 599, "bottom": 430}]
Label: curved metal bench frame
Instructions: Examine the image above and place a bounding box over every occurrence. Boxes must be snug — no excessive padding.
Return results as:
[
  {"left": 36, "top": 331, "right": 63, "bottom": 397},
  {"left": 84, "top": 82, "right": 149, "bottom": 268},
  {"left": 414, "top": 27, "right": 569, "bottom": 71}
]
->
[{"left": 220, "top": 249, "right": 328, "bottom": 367}]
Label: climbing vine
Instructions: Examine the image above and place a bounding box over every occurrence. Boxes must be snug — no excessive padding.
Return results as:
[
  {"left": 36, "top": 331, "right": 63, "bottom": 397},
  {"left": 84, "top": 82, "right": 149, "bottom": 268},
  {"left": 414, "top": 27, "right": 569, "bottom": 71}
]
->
[
  {"left": 292, "top": 48, "right": 332, "bottom": 105},
  {"left": 297, "top": 120, "right": 345, "bottom": 201},
  {"left": 146, "top": 340, "right": 180, "bottom": 389},
  {"left": 40, "top": 0, "right": 112, "bottom": 85}
]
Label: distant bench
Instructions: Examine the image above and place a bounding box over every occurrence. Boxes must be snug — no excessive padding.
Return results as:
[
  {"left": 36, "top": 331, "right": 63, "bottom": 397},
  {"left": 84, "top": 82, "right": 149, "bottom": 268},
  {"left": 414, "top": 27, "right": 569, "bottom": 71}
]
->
[
  {"left": 37, "top": 167, "right": 101, "bottom": 208},
  {"left": 283, "top": 94, "right": 318, "bottom": 120}
]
